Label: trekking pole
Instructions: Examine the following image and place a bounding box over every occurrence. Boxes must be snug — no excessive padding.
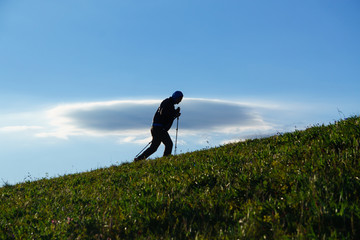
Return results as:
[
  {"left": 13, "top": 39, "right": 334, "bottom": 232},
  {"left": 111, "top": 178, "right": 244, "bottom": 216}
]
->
[
  {"left": 174, "top": 117, "right": 179, "bottom": 155},
  {"left": 135, "top": 141, "right": 152, "bottom": 158}
]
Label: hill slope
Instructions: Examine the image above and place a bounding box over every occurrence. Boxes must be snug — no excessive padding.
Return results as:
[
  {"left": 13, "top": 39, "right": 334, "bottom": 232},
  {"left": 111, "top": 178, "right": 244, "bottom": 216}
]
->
[{"left": 1, "top": 117, "right": 360, "bottom": 239}]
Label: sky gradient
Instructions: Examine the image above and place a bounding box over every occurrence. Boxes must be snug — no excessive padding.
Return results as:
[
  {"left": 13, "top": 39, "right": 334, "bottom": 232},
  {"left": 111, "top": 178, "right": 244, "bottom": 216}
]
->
[{"left": 1, "top": 0, "right": 359, "bottom": 185}]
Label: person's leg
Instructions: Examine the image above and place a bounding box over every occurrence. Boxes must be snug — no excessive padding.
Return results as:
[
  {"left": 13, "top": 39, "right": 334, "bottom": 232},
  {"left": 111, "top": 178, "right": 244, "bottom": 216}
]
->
[
  {"left": 162, "top": 131, "right": 173, "bottom": 156},
  {"left": 136, "top": 127, "right": 161, "bottom": 160}
]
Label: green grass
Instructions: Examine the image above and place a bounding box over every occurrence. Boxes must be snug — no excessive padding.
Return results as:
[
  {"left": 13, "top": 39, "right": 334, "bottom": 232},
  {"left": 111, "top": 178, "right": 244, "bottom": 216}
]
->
[{"left": 1, "top": 116, "right": 360, "bottom": 239}]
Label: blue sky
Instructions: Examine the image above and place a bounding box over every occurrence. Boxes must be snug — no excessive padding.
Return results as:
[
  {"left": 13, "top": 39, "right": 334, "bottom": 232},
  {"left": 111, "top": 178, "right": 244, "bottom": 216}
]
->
[{"left": 1, "top": 0, "right": 359, "bottom": 185}]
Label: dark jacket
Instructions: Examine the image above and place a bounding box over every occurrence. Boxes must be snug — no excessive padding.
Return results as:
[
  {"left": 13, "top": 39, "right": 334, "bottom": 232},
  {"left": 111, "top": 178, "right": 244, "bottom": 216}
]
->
[{"left": 153, "top": 97, "right": 179, "bottom": 131}]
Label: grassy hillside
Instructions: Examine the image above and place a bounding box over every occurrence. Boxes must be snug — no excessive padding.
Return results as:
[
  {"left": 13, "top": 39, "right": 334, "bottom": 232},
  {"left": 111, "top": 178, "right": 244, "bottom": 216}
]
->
[{"left": 1, "top": 117, "right": 360, "bottom": 239}]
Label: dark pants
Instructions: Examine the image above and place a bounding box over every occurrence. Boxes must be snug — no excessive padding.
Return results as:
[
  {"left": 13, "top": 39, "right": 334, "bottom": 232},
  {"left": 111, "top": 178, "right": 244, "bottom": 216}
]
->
[{"left": 137, "top": 126, "right": 173, "bottom": 160}]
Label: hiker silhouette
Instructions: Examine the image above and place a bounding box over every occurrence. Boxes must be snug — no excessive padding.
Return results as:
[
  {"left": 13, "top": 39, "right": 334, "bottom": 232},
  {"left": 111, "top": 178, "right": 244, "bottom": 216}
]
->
[{"left": 134, "top": 91, "right": 183, "bottom": 161}]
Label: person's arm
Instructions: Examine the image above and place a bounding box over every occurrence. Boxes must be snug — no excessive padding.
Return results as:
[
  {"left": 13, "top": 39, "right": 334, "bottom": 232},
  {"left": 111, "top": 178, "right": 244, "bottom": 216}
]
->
[
  {"left": 160, "top": 100, "right": 180, "bottom": 131},
  {"left": 160, "top": 99, "right": 179, "bottom": 119}
]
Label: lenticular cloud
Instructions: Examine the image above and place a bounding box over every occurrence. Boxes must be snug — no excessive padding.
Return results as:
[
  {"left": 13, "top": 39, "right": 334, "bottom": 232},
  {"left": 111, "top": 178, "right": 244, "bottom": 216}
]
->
[{"left": 38, "top": 98, "right": 274, "bottom": 139}]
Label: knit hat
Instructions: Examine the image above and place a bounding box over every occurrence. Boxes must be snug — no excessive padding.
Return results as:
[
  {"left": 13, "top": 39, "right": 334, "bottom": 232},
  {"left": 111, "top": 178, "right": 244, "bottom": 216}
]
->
[{"left": 172, "top": 91, "right": 183, "bottom": 100}]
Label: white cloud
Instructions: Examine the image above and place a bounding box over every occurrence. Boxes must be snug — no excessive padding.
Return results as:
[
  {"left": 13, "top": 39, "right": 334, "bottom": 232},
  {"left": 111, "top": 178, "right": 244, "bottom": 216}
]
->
[
  {"left": 36, "top": 100, "right": 159, "bottom": 139},
  {"left": 35, "top": 98, "right": 276, "bottom": 142},
  {"left": 117, "top": 136, "right": 152, "bottom": 145},
  {"left": 1, "top": 97, "right": 333, "bottom": 148}
]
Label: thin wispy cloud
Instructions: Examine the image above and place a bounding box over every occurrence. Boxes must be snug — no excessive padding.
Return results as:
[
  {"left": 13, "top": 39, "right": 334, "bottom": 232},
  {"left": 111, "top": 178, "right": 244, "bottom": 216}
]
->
[{"left": 0, "top": 126, "right": 43, "bottom": 132}]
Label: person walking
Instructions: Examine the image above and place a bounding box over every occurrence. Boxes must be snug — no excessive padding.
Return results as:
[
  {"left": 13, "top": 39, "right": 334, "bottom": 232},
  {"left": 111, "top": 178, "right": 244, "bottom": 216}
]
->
[{"left": 134, "top": 91, "right": 183, "bottom": 161}]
